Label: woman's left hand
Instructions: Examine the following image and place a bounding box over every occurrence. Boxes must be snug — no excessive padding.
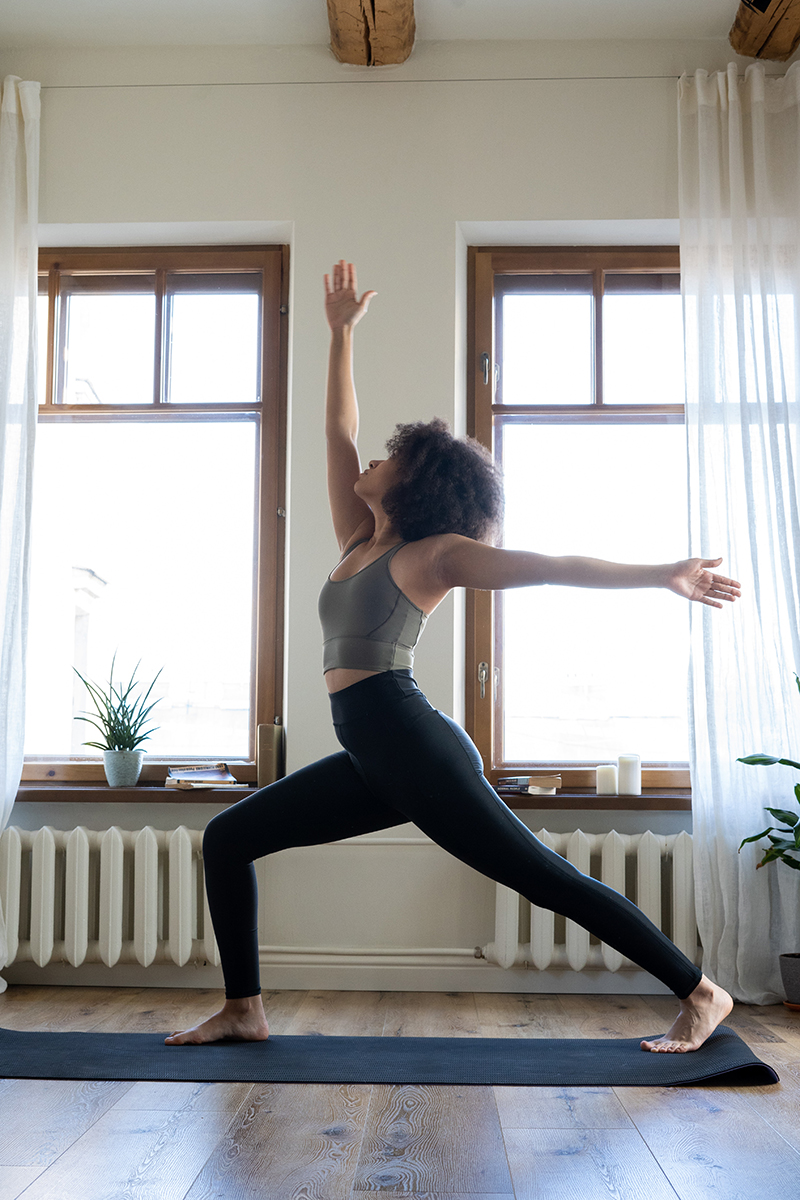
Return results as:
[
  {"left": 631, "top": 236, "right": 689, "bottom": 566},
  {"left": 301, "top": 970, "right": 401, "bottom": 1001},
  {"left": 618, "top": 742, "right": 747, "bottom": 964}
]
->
[{"left": 666, "top": 557, "right": 741, "bottom": 608}]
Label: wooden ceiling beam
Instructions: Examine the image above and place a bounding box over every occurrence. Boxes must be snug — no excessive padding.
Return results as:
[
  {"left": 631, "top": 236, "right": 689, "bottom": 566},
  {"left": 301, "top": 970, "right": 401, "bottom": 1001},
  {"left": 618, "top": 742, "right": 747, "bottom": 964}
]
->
[
  {"left": 327, "top": 0, "right": 416, "bottom": 66},
  {"left": 729, "top": 0, "right": 800, "bottom": 61}
]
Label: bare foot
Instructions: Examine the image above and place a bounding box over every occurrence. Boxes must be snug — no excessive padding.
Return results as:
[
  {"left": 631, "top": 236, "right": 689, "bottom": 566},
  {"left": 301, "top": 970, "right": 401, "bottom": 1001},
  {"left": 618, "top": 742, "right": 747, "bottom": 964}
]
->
[
  {"left": 641, "top": 975, "right": 733, "bottom": 1053},
  {"left": 165, "top": 995, "right": 269, "bottom": 1045}
]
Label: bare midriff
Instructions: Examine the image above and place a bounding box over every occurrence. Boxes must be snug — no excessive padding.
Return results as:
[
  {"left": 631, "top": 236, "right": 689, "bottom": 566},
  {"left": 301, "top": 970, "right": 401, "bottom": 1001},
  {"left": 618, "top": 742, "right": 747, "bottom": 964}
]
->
[{"left": 325, "top": 667, "right": 383, "bottom": 694}]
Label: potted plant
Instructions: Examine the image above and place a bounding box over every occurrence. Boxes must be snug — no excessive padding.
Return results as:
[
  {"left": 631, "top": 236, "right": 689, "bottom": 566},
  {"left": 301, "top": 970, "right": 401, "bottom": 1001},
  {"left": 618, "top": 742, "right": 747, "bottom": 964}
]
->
[
  {"left": 74, "top": 655, "right": 163, "bottom": 787},
  {"left": 738, "top": 673, "right": 800, "bottom": 1005}
]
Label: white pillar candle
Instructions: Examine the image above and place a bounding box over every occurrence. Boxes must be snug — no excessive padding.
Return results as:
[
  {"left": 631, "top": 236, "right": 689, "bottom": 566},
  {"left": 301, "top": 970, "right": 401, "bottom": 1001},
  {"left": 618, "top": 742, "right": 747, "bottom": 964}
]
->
[
  {"left": 618, "top": 753, "right": 641, "bottom": 795},
  {"left": 596, "top": 764, "right": 618, "bottom": 794}
]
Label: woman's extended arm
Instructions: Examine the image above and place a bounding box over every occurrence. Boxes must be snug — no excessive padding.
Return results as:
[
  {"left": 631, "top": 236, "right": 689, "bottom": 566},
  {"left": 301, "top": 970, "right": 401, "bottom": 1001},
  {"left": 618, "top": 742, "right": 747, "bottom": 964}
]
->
[
  {"left": 436, "top": 536, "right": 741, "bottom": 609},
  {"left": 324, "top": 260, "right": 378, "bottom": 550}
]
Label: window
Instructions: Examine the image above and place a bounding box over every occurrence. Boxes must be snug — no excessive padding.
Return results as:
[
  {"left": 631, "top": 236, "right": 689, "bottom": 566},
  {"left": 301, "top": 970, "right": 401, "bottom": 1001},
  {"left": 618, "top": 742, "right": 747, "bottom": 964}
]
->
[
  {"left": 24, "top": 246, "right": 288, "bottom": 783},
  {"left": 467, "top": 247, "right": 688, "bottom": 798}
]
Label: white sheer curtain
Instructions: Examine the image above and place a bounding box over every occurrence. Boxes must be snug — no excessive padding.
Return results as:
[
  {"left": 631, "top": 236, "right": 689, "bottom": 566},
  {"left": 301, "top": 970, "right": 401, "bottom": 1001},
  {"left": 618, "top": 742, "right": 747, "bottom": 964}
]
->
[
  {"left": 0, "top": 76, "right": 40, "bottom": 991},
  {"left": 679, "top": 63, "right": 800, "bottom": 1004}
]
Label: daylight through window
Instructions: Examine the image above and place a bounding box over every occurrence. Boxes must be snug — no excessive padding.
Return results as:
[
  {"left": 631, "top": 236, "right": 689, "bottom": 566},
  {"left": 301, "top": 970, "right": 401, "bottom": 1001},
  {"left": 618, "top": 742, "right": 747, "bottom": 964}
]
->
[
  {"left": 26, "top": 247, "right": 287, "bottom": 774},
  {"left": 468, "top": 248, "right": 688, "bottom": 791}
]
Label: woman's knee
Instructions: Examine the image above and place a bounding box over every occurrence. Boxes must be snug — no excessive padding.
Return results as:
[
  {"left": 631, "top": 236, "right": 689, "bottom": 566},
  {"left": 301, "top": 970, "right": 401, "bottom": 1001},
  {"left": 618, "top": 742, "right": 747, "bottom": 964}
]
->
[{"left": 203, "top": 807, "right": 257, "bottom": 865}]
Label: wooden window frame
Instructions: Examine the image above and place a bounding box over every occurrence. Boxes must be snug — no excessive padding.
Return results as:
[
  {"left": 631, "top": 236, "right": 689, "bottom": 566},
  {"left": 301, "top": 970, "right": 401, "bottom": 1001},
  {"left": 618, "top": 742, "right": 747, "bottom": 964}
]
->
[
  {"left": 466, "top": 246, "right": 690, "bottom": 810},
  {"left": 22, "top": 245, "right": 289, "bottom": 787}
]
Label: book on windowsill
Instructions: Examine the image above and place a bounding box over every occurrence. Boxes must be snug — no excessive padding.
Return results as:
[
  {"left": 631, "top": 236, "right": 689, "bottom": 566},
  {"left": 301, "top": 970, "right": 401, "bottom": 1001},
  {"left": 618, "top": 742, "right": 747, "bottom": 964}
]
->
[
  {"left": 165, "top": 763, "right": 242, "bottom": 790},
  {"left": 498, "top": 775, "right": 563, "bottom": 795}
]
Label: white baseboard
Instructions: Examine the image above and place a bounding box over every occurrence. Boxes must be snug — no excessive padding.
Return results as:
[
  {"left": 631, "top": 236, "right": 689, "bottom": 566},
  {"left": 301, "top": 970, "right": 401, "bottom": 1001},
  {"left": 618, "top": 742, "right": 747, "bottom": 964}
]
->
[
  {"left": 255, "top": 964, "right": 673, "bottom": 994},
  {"left": 2, "top": 959, "right": 671, "bottom": 994}
]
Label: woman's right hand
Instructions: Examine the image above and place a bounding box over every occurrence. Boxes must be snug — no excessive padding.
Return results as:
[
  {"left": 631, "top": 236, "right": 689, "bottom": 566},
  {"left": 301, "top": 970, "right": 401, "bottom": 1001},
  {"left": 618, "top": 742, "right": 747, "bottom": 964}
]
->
[{"left": 324, "top": 260, "right": 377, "bottom": 330}]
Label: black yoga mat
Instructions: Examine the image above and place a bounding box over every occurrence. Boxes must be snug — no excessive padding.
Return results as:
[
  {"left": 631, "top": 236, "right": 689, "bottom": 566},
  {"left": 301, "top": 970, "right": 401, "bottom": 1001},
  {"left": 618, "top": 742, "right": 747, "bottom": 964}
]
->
[{"left": 0, "top": 1025, "right": 778, "bottom": 1086}]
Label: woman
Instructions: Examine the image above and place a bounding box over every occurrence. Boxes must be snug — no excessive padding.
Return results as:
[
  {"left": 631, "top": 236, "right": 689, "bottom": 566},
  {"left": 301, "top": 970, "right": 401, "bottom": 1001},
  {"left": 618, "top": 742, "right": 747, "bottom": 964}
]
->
[{"left": 167, "top": 260, "right": 738, "bottom": 1052}]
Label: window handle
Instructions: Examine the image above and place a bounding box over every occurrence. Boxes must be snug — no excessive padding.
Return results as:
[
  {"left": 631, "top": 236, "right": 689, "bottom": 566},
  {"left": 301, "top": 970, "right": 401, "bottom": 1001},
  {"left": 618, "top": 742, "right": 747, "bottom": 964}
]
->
[
  {"left": 478, "top": 661, "right": 489, "bottom": 700},
  {"left": 481, "top": 352, "right": 490, "bottom": 386}
]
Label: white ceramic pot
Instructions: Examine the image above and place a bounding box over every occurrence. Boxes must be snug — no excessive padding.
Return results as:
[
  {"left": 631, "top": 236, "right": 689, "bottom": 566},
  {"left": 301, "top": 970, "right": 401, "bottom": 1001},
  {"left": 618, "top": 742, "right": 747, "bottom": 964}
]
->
[
  {"left": 779, "top": 953, "right": 800, "bottom": 1004},
  {"left": 103, "top": 749, "right": 144, "bottom": 787}
]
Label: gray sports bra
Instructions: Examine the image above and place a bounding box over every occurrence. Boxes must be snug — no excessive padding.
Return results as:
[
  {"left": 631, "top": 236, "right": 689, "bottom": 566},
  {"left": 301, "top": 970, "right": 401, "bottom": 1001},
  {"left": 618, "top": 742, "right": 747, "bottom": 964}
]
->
[{"left": 318, "top": 539, "right": 428, "bottom": 673}]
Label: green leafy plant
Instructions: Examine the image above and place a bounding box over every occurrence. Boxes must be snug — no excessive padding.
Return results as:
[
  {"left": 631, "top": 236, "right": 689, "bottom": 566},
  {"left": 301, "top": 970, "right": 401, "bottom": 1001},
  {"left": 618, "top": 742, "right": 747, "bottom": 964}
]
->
[
  {"left": 737, "top": 673, "right": 800, "bottom": 871},
  {"left": 74, "top": 655, "right": 163, "bottom": 752}
]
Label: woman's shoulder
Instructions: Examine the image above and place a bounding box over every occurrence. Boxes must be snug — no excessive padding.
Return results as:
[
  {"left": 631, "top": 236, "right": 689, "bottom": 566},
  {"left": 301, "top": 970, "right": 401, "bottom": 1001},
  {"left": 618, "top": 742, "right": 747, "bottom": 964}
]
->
[
  {"left": 410, "top": 532, "right": 478, "bottom": 557},
  {"left": 395, "top": 533, "right": 479, "bottom": 594},
  {"left": 385, "top": 534, "right": 488, "bottom": 613},
  {"left": 401, "top": 532, "right": 466, "bottom": 560}
]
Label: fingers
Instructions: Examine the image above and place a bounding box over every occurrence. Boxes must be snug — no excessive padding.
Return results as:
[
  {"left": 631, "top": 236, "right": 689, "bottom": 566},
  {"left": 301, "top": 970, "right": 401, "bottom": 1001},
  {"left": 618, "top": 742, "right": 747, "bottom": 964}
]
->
[
  {"left": 707, "top": 575, "right": 741, "bottom": 600},
  {"left": 702, "top": 588, "right": 737, "bottom": 606},
  {"left": 700, "top": 560, "right": 742, "bottom": 588},
  {"left": 701, "top": 579, "right": 740, "bottom": 607},
  {"left": 328, "top": 260, "right": 360, "bottom": 295}
]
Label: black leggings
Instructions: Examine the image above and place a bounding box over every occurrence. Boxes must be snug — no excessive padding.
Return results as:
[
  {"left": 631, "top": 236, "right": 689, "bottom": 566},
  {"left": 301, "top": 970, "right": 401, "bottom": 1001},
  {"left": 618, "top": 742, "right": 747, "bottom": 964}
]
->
[{"left": 202, "top": 670, "right": 703, "bottom": 1000}]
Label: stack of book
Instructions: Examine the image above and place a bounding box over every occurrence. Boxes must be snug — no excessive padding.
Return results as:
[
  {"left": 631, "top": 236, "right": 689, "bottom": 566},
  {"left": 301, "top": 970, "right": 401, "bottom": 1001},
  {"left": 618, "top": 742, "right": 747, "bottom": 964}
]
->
[
  {"left": 498, "top": 774, "right": 562, "bottom": 796},
  {"left": 165, "top": 763, "right": 242, "bottom": 790}
]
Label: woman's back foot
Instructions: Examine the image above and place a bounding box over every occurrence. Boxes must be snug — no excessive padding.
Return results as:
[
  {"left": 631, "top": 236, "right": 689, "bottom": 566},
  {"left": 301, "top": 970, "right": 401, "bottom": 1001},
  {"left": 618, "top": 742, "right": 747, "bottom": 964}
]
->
[
  {"left": 165, "top": 996, "right": 269, "bottom": 1045},
  {"left": 640, "top": 975, "right": 733, "bottom": 1053}
]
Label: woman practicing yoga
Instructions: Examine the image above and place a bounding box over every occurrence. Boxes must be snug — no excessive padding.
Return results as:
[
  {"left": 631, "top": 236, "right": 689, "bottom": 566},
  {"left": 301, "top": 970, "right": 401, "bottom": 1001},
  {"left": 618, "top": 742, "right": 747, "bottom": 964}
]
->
[{"left": 167, "top": 260, "right": 738, "bottom": 1052}]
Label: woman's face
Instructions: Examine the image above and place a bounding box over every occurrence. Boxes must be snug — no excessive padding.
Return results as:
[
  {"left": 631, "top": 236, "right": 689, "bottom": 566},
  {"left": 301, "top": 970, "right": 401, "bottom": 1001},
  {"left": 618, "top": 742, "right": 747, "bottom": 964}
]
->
[{"left": 354, "top": 456, "right": 400, "bottom": 504}]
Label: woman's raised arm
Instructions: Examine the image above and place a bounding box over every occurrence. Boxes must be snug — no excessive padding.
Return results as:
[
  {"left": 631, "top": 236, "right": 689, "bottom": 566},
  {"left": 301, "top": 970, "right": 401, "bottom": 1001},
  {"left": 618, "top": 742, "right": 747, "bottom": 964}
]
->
[
  {"left": 436, "top": 536, "right": 741, "bottom": 609},
  {"left": 324, "top": 260, "right": 378, "bottom": 550}
]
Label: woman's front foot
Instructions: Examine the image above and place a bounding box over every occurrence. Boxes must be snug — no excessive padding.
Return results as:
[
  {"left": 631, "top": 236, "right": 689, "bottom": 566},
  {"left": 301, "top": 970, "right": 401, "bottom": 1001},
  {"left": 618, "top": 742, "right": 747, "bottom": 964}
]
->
[
  {"left": 640, "top": 975, "right": 733, "bottom": 1053},
  {"left": 165, "top": 995, "right": 269, "bottom": 1045}
]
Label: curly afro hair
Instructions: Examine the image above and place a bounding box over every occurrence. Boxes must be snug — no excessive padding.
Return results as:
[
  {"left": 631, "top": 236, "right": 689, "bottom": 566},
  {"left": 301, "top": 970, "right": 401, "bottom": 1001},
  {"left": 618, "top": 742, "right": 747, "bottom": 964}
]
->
[{"left": 381, "top": 418, "right": 503, "bottom": 543}]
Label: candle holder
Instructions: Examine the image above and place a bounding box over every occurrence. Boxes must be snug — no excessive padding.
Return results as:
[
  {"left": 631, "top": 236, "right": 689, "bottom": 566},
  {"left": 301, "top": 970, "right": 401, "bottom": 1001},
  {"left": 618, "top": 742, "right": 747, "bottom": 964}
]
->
[
  {"left": 596, "top": 764, "right": 618, "bottom": 795},
  {"left": 618, "top": 753, "right": 642, "bottom": 795}
]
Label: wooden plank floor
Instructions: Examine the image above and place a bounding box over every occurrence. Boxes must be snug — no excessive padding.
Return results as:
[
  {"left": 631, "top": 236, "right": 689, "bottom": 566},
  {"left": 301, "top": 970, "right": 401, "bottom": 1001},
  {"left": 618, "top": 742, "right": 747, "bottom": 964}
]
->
[{"left": 1, "top": 986, "right": 799, "bottom": 1200}]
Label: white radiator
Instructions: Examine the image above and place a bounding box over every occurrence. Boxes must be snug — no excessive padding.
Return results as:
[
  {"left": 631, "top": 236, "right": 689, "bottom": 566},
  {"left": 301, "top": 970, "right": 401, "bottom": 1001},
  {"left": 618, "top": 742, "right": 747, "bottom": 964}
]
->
[
  {"left": 481, "top": 828, "right": 699, "bottom": 972},
  {"left": 0, "top": 825, "right": 697, "bottom": 980},
  {"left": 0, "top": 826, "right": 219, "bottom": 969}
]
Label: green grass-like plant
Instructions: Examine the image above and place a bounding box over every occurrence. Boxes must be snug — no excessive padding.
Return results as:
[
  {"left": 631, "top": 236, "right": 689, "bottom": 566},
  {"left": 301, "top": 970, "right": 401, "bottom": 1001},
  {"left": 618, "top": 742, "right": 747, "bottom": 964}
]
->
[
  {"left": 737, "top": 673, "right": 800, "bottom": 872},
  {"left": 74, "top": 654, "right": 163, "bottom": 752}
]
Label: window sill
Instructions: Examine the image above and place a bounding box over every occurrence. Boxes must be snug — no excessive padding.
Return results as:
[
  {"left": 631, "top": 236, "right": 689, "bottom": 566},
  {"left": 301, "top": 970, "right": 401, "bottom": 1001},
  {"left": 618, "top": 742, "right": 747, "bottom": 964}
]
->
[
  {"left": 15, "top": 783, "right": 254, "bottom": 803},
  {"left": 21, "top": 761, "right": 259, "bottom": 785},
  {"left": 15, "top": 783, "right": 690, "bottom": 811},
  {"left": 497, "top": 788, "right": 691, "bottom": 811}
]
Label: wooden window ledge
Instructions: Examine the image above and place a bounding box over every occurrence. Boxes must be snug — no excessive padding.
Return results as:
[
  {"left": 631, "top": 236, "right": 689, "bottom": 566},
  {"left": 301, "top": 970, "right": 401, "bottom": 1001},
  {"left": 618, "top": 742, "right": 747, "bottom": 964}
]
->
[
  {"left": 15, "top": 783, "right": 254, "bottom": 803},
  {"left": 14, "top": 783, "right": 690, "bottom": 811},
  {"left": 497, "top": 789, "right": 691, "bottom": 811}
]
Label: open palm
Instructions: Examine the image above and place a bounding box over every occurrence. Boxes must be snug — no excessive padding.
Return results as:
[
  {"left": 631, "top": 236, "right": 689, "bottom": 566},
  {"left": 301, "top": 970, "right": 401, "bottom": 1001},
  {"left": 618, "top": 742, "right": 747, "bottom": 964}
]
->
[
  {"left": 324, "top": 260, "right": 377, "bottom": 330},
  {"left": 666, "top": 557, "right": 741, "bottom": 608}
]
